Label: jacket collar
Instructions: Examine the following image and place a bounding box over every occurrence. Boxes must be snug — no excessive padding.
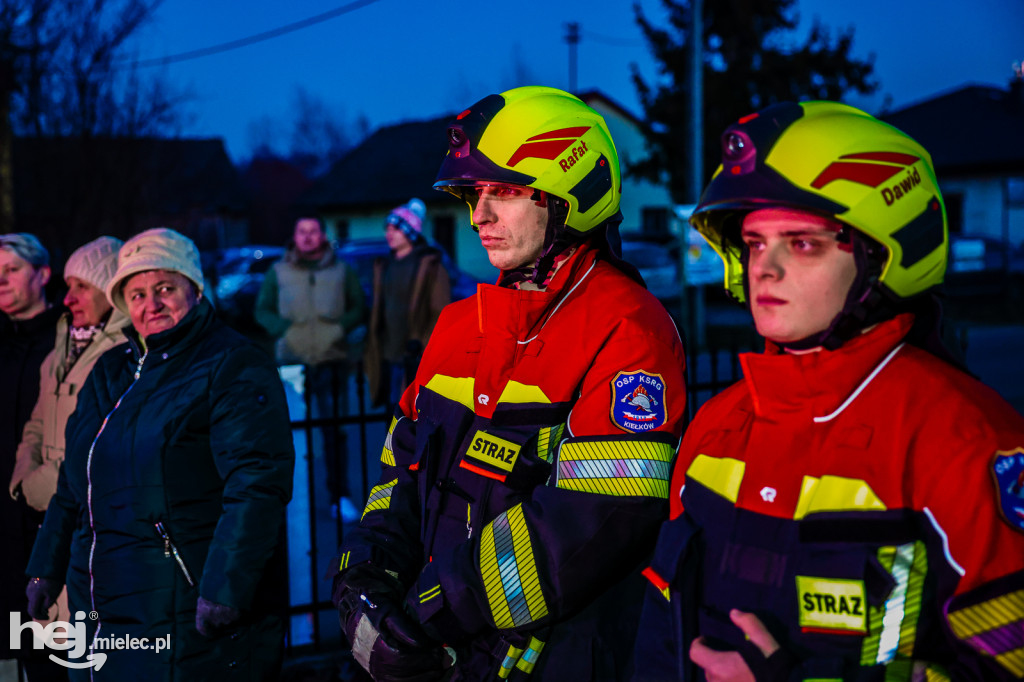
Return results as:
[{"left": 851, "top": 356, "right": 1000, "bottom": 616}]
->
[
  {"left": 476, "top": 242, "right": 599, "bottom": 340},
  {"left": 125, "top": 297, "right": 217, "bottom": 359},
  {"left": 284, "top": 244, "right": 336, "bottom": 269},
  {"left": 739, "top": 313, "right": 914, "bottom": 420}
]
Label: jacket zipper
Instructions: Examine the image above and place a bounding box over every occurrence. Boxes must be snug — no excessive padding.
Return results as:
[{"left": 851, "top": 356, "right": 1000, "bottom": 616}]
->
[
  {"left": 155, "top": 521, "right": 196, "bottom": 587},
  {"left": 85, "top": 350, "right": 147, "bottom": 679}
]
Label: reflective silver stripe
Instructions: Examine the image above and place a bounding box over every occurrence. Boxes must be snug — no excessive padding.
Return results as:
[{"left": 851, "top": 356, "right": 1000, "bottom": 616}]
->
[{"left": 876, "top": 542, "right": 914, "bottom": 664}]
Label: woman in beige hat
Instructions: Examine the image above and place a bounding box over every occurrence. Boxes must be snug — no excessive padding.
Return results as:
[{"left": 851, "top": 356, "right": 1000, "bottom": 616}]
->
[{"left": 24, "top": 228, "right": 294, "bottom": 681}]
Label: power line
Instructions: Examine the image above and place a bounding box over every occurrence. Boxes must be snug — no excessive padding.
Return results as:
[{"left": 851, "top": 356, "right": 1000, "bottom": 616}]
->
[
  {"left": 582, "top": 29, "right": 646, "bottom": 48},
  {"left": 128, "top": 0, "right": 382, "bottom": 68}
]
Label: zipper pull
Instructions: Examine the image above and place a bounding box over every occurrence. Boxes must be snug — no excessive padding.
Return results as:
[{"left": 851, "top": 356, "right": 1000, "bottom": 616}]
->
[
  {"left": 134, "top": 352, "right": 148, "bottom": 380},
  {"left": 466, "top": 503, "right": 472, "bottom": 539},
  {"left": 155, "top": 521, "right": 170, "bottom": 557}
]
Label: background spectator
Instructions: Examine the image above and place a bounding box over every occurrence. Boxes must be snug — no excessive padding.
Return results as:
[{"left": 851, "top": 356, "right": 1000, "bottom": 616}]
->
[
  {"left": 0, "top": 232, "right": 66, "bottom": 682},
  {"left": 364, "top": 198, "right": 451, "bottom": 407},
  {"left": 255, "top": 216, "right": 367, "bottom": 522}
]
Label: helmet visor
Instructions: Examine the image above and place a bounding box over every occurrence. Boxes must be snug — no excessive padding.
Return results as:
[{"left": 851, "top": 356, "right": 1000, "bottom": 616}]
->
[{"left": 441, "top": 181, "right": 540, "bottom": 209}]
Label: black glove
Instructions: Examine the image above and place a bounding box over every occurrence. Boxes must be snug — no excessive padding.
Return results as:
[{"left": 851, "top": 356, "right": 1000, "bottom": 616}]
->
[
  {"left": 25, "top": 577, "right": 62, "bottom": 620},
  {"left": 738, "top": 641, "right": 799, "bottom": 681},
  {"left": 195, "top": 596, "right": 242, "bottom": 637},
  {"left": 334, "top": 564, "right": 446, "bottom": 682}
]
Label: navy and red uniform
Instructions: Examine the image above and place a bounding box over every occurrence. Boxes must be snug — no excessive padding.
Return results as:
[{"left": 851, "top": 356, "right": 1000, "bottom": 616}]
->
[
  {"left": 339, "top": 242, "right": 686, "bottom": 680},
  {"left": 635, "top": 314, "right": 1024, "bottom": 681}
]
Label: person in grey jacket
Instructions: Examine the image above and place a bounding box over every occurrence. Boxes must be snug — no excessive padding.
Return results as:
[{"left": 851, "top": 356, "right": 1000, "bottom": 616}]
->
[
  {"left": 255, "top": 215, "right": 367, "bottom": 521},
  {"left": 25, "top": 228, "right": 294, "bottom": 681}
]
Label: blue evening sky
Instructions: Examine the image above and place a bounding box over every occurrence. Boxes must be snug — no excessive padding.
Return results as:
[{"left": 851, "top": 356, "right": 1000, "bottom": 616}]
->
[{"left": 132, "top": 0, "right": 1024, "bottom": 163}]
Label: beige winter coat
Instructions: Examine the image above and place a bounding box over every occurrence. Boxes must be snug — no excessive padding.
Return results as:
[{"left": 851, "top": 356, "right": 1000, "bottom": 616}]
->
[{"left": 8, "top": 310, "right": 130, "bottom": 511}]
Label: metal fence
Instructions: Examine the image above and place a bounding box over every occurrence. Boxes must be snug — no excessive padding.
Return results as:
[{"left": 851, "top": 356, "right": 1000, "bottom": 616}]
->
[{"left": 279, "top": 326, "right": 763, "bottom": 657}]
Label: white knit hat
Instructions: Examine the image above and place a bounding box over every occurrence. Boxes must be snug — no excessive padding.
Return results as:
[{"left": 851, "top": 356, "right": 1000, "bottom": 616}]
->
[
  {"left": 106, "top": 228, "right": 204, "bottom": 315},
  {"left": 64, "top": 236, "right": 123, "bottom": 293}
]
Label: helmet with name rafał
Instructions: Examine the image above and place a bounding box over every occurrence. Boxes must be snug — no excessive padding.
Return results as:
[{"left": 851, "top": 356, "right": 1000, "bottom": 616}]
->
[
  {"left": 434, "top": 86, "right": 621, "bottom": 235},
  {"left": 690, "top": 100, "right": 947, "bottom": 305}
]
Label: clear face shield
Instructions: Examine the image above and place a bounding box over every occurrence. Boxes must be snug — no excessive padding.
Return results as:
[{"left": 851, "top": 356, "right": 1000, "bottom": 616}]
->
[{"left": 445, "top": 181, "right": 541, "bottom": 210}]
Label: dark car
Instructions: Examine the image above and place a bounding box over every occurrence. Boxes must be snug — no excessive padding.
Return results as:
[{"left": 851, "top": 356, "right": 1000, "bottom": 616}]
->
[{"left": 207, "top": 245, "right": 285, "bottom": 329}]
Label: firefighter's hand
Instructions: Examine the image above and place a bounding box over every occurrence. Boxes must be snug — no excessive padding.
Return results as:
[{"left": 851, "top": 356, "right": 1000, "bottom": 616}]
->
[
  {"left": 335, "top": 564, "right": 446, "bottom": 682},
  {"left": 690, "top": 609, "right": 788, "bottom": 682}
]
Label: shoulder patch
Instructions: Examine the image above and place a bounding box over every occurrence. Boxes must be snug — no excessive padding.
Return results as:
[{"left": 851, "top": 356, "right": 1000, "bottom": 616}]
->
[
  {"left": 992, "top": 448, "right": 1024, "bottom": 533},
  {"left": 610, "top": 370, "right": 667, "bottom": 433}
]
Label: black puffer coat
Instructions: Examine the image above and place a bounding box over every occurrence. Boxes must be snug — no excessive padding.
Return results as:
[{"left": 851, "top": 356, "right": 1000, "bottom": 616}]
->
[
  {"left": 27, "top": 299, "right": 294, "bottom": 681},
  {"left": 1, "top": 306, "right": 62, "bottom": 659}
]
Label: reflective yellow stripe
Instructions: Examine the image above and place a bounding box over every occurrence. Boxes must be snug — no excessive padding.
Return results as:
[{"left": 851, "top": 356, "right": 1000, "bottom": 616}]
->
[
  {"left": 556, "top": 439, "right": 674, "bottom": 498},
  {"left": 479, "top": 504, "right": 548, "bottom": 629},
  {"left": 898, "top": 542, "right": 927, "bottom": 658},
  {"left": 423, "top": 374, "right": 475, "bottom": 410},
  {"left": 380, "top": 416, "right": 398, "bottom": 467},
  {"left": 948, "top": 588, "right": 1024, "bottom": 637},
  {"left": 515, "top": 636, "right": 545, "bottom": 674},
  {"left": 859, "top": 542, "right": 926, "bottom": 666},
  {"left": 497, "top": 380, "right": 550, "bottom": 404},
  {"left": 948, "top": 587, "right": 1024, "bottom": 677},
  {"left": 921, "top": 665, "right": 952, "bottom": 682},
  {"left": 794, "top": 475, "right": 887, "bottom": 519},
  {"left": 418, "top": 584, "right": 441, "bottom": 604},
  {"left": 995, "top": 649, "right": 1024, "bottom": 678},
  {"left": 686, "top": 454, "right": 745, "bottom": 503},
  {"left": 535, "top": 423, "right": 565, "bottom": 464},
  {"left": 337, "top": 551, "right": 351, "bottom": 572},
  {"left": 498, "top": 646, "right": 524, "bottom": 679},
  {"left": 361, "top": 479, "right": 396, "bottom": 521}
]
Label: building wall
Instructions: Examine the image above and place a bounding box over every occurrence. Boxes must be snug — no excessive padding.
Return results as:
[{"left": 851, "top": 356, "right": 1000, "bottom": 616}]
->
[{"left": 585, "top": 97, "right": 675, "bottom": 235}]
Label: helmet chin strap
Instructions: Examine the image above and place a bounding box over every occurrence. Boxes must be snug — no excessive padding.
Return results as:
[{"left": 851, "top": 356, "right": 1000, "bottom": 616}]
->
[
  {"left": 756, "top": 230, "right": 893, "bottom": 352},
  {"left": 497, "top": 195, "right": 581, "bottom": 288}
]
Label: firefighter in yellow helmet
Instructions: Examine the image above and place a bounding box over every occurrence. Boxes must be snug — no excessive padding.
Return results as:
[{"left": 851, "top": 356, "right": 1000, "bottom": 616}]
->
[
  {"left": 634, "top": 101, "right": 1024, "bottom": 681},
  {"left": 331, "top": 86, "right": 687, "bottom": 680}
]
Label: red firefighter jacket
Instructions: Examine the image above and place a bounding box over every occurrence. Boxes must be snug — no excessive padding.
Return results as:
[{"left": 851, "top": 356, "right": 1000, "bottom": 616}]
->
[
  {"left": 636, "top": 314, "right": 1024, "bottom": 681},
  {"left": 340, "top": 242, "right": 687, "bottom": 680}
]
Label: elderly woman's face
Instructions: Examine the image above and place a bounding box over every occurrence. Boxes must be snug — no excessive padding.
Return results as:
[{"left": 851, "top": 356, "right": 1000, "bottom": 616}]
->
[{"left": 123, "top": 270, "right": 199, "bottom": 338}]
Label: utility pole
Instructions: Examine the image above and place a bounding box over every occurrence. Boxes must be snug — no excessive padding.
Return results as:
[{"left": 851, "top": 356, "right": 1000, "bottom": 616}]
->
[
  {"left": 566, "top": 22, "right": 580, "bottom": 94},
  {"left": 680, "top": 0, "right": 705, "bottom": 347}
]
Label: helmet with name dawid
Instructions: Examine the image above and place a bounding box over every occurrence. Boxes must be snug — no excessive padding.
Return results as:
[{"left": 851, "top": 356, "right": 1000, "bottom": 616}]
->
[
  {"left": 434, "top": 86, "right": 621, "bottom": 235},
  {"left": 690, "top": 100, "right": 947, "bottom": 304}
]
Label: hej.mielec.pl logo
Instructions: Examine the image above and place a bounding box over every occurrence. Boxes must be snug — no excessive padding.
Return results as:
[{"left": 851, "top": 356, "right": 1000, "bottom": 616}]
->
[{"left": 10, "top": 610, "right": 170, "bottom": 670}]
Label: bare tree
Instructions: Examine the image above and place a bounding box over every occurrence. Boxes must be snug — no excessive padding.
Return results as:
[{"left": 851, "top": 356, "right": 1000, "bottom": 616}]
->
[
  {"left": 0, "top": 0, "right": 188, "bottom": 246},
  {"left": 245, "top": 86, "right": 367, "bottom": 178}
]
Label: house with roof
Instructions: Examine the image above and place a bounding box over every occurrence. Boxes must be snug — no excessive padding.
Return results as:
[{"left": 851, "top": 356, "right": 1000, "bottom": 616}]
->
[
  {"left": 882, "top": 76, "right": 1024, "bottom": 249},
  {"left": 12, "top": 136, "right": 249, "bottom": 262},
  {"left": 299, "top": 91, "right": 677, "bottom": 282}
]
